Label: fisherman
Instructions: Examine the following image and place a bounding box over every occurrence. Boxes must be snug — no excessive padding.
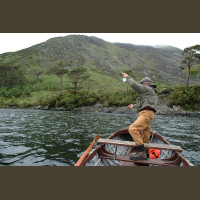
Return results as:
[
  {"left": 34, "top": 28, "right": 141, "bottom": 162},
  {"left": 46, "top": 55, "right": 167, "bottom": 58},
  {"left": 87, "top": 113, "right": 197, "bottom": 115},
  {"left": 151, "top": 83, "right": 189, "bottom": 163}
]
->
[{"left": 122, "top": 72, "right": 157, "bottom": 160}]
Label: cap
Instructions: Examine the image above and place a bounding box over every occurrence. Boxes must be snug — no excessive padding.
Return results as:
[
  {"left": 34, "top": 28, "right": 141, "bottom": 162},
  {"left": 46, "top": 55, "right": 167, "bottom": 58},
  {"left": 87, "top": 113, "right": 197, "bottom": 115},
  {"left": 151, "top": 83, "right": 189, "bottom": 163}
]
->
[{"left": 140, "top": 77, "right": 151, "bottom": 83}]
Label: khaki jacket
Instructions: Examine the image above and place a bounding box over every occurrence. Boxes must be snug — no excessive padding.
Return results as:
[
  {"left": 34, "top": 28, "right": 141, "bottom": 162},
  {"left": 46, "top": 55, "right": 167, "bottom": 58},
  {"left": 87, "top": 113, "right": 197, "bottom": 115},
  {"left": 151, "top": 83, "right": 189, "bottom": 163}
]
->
[{"left": 127, "top": 76, "right": 157, "bottom": 112}]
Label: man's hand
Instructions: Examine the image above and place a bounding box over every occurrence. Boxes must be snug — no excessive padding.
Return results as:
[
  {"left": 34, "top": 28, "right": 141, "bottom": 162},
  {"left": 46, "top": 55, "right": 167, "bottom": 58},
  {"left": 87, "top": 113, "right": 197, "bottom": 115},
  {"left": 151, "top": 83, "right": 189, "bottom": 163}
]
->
[
  {"left": 122, "top": 72, "right": 128, "bottom": 78},
  {"left": 128, "top": 104, "right": 134, "bottom": 109}
]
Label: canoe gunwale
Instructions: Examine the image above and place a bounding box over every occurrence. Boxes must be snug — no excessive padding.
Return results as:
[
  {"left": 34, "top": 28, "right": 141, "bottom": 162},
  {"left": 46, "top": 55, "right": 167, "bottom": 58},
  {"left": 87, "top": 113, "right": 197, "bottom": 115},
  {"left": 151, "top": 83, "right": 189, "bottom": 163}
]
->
[{"left": 79, "top": 127, "right": 193, "bottom": 166}]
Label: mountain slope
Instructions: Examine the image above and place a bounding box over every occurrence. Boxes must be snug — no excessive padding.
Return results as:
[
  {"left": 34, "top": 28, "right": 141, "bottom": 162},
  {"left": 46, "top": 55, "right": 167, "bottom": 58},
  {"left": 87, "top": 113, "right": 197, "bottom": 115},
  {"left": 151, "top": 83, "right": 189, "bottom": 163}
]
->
[{"left": 0, "top": 34, "right": 186, "bottom": 85}]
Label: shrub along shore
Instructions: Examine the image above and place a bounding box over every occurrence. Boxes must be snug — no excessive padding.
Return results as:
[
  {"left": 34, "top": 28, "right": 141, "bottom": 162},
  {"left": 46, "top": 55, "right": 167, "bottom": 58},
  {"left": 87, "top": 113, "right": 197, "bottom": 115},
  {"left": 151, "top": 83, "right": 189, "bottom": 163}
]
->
[
  {"left": 24, "top": 102, "right": 200, "bottom": 116},
  {"left": 1, "top": 102, "right": 200, "bottom": 116},
  {"left": 0, "top": 85, "right": 200, "bottom": 116}
]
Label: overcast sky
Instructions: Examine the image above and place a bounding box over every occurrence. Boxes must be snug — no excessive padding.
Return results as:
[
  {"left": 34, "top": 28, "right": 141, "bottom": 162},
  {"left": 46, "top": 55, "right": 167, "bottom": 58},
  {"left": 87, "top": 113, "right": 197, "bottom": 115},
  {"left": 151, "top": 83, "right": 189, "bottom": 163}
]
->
[{"left": 0, "top": 33, "right": 199, "bottom": 54}]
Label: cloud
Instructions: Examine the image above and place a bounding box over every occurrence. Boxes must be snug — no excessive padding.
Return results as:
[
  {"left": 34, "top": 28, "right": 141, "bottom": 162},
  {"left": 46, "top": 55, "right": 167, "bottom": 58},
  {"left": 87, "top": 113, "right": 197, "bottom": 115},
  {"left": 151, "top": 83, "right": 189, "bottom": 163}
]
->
[{"left": 0, "top": 33, "right": 199, "bottom": 54}]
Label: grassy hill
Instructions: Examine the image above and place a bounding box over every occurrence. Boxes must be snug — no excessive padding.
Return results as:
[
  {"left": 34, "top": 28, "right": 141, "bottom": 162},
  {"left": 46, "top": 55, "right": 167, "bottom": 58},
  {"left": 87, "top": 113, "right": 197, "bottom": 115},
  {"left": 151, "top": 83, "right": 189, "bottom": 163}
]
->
[{"left": 0, "top": 34, "right": 186, "bottom": 87}]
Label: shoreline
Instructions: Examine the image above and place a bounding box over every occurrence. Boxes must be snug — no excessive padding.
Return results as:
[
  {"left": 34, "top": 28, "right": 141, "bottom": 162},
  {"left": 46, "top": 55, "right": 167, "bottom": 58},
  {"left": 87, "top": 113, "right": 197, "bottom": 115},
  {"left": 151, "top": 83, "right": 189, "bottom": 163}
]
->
[
  {"left": 1, "top": 103, "right": 200, "bottom": 117},
  {"left": 73, "top": 104, "right": 200, "bottom": 116}
]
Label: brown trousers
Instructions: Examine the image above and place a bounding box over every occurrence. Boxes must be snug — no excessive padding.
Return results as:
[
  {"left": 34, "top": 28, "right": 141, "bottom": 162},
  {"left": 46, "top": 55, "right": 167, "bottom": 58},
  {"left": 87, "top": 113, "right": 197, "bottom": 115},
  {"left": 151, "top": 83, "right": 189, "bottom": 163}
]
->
[{"left": 129, "top": 110, "right": 155, "bottom": 146}]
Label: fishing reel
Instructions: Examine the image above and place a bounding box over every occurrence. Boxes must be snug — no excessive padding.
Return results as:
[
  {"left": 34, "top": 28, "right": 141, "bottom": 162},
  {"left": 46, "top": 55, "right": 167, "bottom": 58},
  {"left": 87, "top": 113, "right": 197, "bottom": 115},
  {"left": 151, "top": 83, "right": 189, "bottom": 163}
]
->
[
  {"left": 122, "top": 78, "right": 127, "bottom": 82},
  {"left": 150, "top": 84, "right": 157, "bottom": 89}
]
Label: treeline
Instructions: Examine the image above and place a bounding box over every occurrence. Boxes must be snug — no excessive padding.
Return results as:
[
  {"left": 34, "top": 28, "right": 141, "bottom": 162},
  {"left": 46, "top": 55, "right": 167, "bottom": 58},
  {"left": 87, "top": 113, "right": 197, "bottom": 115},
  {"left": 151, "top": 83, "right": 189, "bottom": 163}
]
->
[
  {"left": 0, "top": 62, "right": 139, "bottom": 110},
  {"left": 0, "top": 61, "right": 91, "bottom": 98},
  {"left": 0, "top": 65, "right": 30, "bottom": 97},
  {"left": 0, "top": 66, "right": 26, "bottom": 88}
]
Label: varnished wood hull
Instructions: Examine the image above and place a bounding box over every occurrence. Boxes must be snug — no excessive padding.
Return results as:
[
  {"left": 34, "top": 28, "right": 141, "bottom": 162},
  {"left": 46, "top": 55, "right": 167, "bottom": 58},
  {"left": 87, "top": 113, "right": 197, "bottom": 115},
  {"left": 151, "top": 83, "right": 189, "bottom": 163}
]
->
[{"left": 78, "top": 127, "right": 193, "bottom": 166}]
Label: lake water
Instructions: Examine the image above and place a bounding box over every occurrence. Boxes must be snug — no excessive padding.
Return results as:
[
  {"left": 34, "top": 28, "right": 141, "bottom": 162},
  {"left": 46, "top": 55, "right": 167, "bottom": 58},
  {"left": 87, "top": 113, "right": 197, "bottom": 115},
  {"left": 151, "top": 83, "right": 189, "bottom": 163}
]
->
[{"left": 0, "top": 108, "right": 199, "bottom": 166}]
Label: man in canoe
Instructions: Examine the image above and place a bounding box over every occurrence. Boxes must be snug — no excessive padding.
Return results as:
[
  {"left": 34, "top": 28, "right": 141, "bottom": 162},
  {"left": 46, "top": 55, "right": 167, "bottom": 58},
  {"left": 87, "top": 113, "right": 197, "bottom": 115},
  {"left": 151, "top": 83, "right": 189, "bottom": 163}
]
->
[{"left": 122, "top": 72, "right": 157, "bottom": 160}]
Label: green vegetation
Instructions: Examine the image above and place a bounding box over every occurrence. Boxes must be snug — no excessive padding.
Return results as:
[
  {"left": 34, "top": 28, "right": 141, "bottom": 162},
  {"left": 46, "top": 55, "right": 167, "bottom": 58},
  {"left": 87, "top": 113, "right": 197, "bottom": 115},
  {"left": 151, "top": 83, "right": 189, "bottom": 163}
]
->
[
  {"left": 1, "top": 71, "right": 199, "bottom": 112},
  {"left": 180, "top": 45, "right": 200, "bottom": 90},
  {"left": 0, "top": 67, "right": 138, "bottom": 110},
  {"left": 158, "top": 85, "right": 200, "bottom": 111},
  {"left": 48, "top": 60, "right": 69, "bottom": 97},
  {"left": 0, "top": 35, "right": 199, "bottom": 112}
]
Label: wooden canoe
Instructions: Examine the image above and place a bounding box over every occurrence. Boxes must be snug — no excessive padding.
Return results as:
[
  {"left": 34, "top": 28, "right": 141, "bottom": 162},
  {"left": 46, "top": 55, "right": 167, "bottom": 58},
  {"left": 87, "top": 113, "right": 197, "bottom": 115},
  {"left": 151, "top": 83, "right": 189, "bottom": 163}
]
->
[{"left": 75, "top": 127, "right": 193, "bottom": 166}]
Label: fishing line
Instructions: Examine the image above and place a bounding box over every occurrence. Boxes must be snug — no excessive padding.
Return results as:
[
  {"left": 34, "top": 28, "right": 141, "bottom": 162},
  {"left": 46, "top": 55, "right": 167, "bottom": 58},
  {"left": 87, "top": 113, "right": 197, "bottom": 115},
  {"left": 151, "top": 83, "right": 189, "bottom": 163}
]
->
[
  {"left": 67, "top": 41, "right": 125, "bottom": 82},
  {"left": 95, "top": 52, "right": 123, "bottom": 81},
  {"left": 89, "top": 50, "right": 128, "bottom": 83},
  {"left": 103, "top": 58, "right": 127, "bottom": 83}
]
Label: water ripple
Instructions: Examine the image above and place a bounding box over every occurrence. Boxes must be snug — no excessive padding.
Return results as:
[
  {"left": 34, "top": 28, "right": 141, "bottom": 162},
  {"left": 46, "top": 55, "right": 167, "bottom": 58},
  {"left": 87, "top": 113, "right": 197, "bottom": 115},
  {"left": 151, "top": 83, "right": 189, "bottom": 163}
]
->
[{"left": 0, "top": 109, "right": 199, "bottom": 166}]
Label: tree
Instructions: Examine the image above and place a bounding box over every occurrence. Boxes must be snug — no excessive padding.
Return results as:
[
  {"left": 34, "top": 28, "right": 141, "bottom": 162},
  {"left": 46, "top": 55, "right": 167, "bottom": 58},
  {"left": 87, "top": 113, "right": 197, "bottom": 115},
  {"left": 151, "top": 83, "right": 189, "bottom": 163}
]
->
[
  {"left": 190, "top": 64, "right": 200, "bottom": 84},
  {"left": 49, "top": 60, "right": 69, "bottom": 97},
  {"left": 0, "top": 66, "right": 15, "bottom": 87},
  {"left": 68, "top": 67, "right": 90, "bottom": 95},
  {"left": 0, "top": 65, "right": 27, "bottom": 89},
  {"left": 16, "top": 67, "right": 28, "bottom": 95},
  {"left": 180, "top": 45, "right": 200, "bottom": 90},
  {"left": 27, "top": 65, "right": 46, "bottom": 82},
  {"left": 83, "top": 78, "right": 101, "bottom": 98}
]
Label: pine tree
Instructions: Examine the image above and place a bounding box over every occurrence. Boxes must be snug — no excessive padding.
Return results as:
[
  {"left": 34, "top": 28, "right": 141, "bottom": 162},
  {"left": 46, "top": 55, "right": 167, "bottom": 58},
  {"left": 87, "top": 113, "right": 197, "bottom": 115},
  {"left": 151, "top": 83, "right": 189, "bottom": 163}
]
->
[
  {"left": 49, "top": 60, "right": 69, "bottom": 97},
  {"left": 180, "top": 45, "right": 200, "bottom": 90},
  {"left": 68, "top": 67, "right": 90, "bottom": 95}
]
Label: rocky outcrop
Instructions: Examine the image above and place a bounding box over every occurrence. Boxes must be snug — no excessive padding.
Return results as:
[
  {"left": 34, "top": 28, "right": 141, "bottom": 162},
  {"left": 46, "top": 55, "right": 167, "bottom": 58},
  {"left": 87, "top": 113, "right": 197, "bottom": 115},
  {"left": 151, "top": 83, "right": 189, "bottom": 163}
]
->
[
  {"left": 73, "top": 102, "right": 200, "bottom": 116},
  {"left": 29, "top": 101, "right": 200, "bottom": 116},
  {"left": 74, "top": 105, "right": 135, "bottom": 115}
]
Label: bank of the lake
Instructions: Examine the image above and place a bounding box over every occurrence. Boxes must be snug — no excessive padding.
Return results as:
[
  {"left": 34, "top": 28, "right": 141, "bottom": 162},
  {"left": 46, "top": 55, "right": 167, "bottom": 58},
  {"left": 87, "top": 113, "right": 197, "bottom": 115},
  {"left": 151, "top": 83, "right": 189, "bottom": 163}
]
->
[
  {"left": 26, "top": 102, "right": 200, "bottom": 116},
  {"left": 1, "top": 85, "right": 200, "bottom": 115}
]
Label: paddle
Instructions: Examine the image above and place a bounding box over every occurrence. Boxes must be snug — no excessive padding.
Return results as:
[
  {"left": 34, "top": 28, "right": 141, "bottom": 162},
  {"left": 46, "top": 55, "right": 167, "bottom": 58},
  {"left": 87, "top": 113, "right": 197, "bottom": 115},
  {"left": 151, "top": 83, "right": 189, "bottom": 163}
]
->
[{"left": 74, "top": 134, "right": 100, "bottom": 166}]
